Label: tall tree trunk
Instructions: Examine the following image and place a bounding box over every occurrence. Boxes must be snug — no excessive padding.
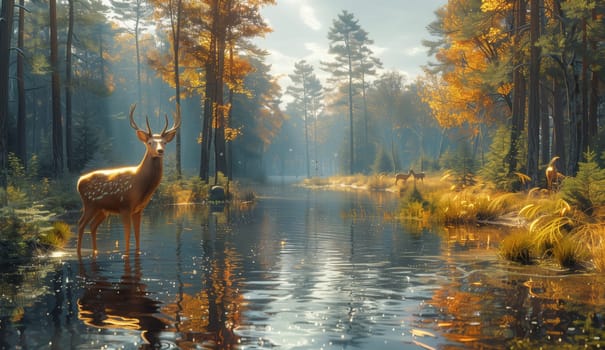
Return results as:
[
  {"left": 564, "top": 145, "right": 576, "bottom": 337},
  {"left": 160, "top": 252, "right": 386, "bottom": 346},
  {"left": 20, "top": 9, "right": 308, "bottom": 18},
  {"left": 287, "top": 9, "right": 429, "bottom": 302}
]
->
[
  {"left": 50, "top": 0, "right": 63, "bottom": 176},
  {"left": 587, "top": 8, "right": 598, "bottom": 147},
  {"left": 213, "top": 1, "right": 228, "bottom": 181},
  {"left": 552, "top": 79, "right": 566, "bottom": 168},
  {"left": 527, "top": 0, "right": 540, "bottom": 186},
  {"left": 304, "top": 96, "right": 310, "bottom": 179},
  {"left": 135, "top": 0, "right": 143, "bottom": 110},
  {"left": 200, "top": 60, "right": 215, "bottom": 182},
  {"left": 65, "top": 0, "right": 74, "bottom": 172},
  {"left": 347, "top": 43, "right": 354, "bottom": 175},
  {"left": 361, "top": 69, "right": 368, "bottom": 171},
  {"left": 580, "top": 17, "right": 590, "bottom": 152},
  {"left": 171, "top": 0, "right": 182, "bottom": 179},
  {"left": 507, "top": 0, "right": 526, "bottom": 177},
  {"left": 0, "top": 0, "right": 15, "bottom": 190},
  {"left": 214, "top": 35, "right": 227, "bottom": 181},
  {"left": 540, "top": 85, "right": 549, "bottom": 165},
  {"left": 16, "top": 0, "right": 26, "bottom": 166}
]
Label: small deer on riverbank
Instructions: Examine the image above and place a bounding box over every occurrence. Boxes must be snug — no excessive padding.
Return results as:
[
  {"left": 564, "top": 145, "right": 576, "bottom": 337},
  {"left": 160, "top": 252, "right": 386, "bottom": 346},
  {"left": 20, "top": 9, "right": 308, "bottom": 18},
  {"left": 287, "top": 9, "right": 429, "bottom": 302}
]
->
[
  {"left": 545, "top": 156, "right": 564, "bottom": 191},
  {"left": 76, "top": 104, "right": 180, "bottom": 256},
  {"left": 395, "top": 170, "right": 412, "bottom": 185},
  {"left": 410, "top": 169, "right": 425, "bottom": 184}
]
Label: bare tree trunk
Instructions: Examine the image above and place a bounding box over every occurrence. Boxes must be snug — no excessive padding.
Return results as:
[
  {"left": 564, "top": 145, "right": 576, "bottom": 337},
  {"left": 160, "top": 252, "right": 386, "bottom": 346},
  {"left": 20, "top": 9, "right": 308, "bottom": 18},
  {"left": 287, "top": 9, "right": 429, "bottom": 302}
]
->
[
  {"left": 507, "top": 0, "right": 526, "bottom": 177},
  {"left": 587, "top": 8, "right": 598, "bottom": 147},
  {"left": 171, "top": 0, "right": 182, "bottom": 178},
  {"left": 65, "top": 0, "right": 74, "bottom": 172},
  {"left": 50, "top": 0, "right": 63, "bottom": 176},
  {"left": 527, "top": 0, "right": 540, "bottom": 186},
  {"left": 540, "top": 85, "right": 549, "bottom": 165},
  {"left": 347, "top": 44, "right": 354, "bottom": 174},
  {"left": 551, "top": 80, "right": 565, "bottom": 167},
  {"left": 17, "top": 0, "right": 26, "bottom": 166},
  {"left": 0, "top": 0, "right": 15, "bottom": 190}
]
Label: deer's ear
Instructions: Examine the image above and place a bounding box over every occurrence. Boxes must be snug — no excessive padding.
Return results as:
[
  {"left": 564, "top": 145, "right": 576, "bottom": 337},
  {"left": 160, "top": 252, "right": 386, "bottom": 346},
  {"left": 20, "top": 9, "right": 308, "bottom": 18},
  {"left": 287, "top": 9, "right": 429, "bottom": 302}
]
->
[
  {"left": 136, "top": 130, "right": 149, "bottom": 142},
  {"left": 163, "top": 129, "right": 177, "bottom": 143}
]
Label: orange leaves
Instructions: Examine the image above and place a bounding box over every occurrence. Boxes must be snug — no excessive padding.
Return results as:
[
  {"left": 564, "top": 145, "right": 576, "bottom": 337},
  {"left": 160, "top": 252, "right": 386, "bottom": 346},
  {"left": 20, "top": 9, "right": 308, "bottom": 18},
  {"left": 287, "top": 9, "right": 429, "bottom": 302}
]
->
[{"left": 421, "top": 0, "right": 512, "bottom": 130}]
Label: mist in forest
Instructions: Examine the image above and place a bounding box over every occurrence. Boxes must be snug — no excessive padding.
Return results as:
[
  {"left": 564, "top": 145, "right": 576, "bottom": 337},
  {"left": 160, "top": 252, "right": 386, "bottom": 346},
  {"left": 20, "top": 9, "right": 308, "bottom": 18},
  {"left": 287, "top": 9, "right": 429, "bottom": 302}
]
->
[
  {"left": 0, "top": 0, "right": 446, "bottom": 183},
  {"left": 4, "top": 0, "right": 598, "bottom": 187}
]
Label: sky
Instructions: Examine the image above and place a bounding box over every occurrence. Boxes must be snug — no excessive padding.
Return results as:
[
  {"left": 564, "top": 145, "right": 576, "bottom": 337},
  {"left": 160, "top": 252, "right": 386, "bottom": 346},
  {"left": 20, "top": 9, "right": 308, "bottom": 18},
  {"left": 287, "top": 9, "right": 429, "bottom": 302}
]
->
[{"left": 254, "top": 0, "right": 448, "bottom": 94}]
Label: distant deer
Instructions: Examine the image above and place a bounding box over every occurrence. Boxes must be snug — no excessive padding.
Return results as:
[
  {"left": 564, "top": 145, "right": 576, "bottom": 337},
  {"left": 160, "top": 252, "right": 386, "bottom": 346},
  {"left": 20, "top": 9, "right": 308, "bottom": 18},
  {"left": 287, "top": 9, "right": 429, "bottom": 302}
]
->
[
  {"left": 76, "top": 104, "right": 180, "bottom": 256},
  {"left": 395, "top": 170, "right": 412, "bottom": 185},
  {"left": 545, "top": 156, "right": 563, "bottom": 191},
  {"left": 410, "top": 169, "right": 425, "bottom": 183}
]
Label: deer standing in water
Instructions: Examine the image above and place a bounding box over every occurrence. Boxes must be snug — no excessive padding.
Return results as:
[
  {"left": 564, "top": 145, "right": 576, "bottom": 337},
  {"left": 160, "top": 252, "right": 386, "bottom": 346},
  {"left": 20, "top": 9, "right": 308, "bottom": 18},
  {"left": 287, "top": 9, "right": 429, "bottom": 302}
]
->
[{"left": 76, "top": 104, "right": 180, "bottom": 256}]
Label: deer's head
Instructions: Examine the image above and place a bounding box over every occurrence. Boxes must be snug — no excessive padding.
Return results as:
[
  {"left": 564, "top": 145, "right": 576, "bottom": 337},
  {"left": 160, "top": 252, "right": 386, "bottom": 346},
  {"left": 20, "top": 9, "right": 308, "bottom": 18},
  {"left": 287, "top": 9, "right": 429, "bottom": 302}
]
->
[{"left": 128, "top": 104, "right": 181, "bottom": 158}]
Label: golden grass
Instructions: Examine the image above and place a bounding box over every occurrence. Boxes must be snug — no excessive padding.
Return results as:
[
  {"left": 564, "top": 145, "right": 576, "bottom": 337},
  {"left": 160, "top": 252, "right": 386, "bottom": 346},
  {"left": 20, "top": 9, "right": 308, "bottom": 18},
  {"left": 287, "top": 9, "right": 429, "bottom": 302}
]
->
[{"left": 301, "top": 172, "right": 605, "bottom": 271}]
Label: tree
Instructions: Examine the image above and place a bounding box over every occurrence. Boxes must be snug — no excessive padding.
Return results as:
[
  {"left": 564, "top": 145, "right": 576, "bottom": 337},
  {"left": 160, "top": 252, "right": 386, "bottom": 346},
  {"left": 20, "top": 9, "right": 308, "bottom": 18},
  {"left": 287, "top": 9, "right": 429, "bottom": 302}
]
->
[
  {"left": 287, "top": 60, "right": 323, "bottom": 178},
  {"left": 231, "top": 56, "right": 285, "bottom": 179},
  {"left": 149, "top": 0, "right": 184, "bottom": 178},
  {"left": 355, "top": 28, "right": 382, "bottom": 170},
  {"left": 16, "top": 0, "right": 26, "bottom": 166},
  {"left": 65, "top": 0, "right": 75, "bottom": 172},
  {"left": 50, "top": 0, "right": 63, "bottom": 176},
  {"left": 508, "top": 0, "right": 527, "bottom": 177},
  {"left": 526, "top": 0, "right": 541, "bottom": 186},
  {"left": 176, "top": 0, "right": 273, "bottom": 182},
  {"left": 110, "top": 0, "right": 152, "bottom": 109},
  {"left": 0, "top": 0, "right": 15, "bottom": 190},
  {"left": 322, "top": 10, "right": 364, "bottom": 174},
  {"left": 419, "top": 0, "right": 513, "bottom": 179}
]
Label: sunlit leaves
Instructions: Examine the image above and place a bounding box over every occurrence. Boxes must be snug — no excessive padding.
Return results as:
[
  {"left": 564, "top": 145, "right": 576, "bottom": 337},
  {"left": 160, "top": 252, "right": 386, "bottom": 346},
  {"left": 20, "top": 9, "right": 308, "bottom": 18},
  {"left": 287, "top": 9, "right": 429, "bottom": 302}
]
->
[{"left": 421, "top": 0, "right": 512, "bottom": 129}]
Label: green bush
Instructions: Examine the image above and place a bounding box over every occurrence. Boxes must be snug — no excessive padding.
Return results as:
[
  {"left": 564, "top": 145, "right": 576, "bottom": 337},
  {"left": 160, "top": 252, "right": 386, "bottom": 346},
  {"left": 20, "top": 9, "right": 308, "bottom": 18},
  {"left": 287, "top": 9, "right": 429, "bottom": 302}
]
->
[
  {"left": 560, "top": 149, "right": 605, "bottom": 216},
  {"left": 39, "top": 221, "right": 73, "bottom": 248}
]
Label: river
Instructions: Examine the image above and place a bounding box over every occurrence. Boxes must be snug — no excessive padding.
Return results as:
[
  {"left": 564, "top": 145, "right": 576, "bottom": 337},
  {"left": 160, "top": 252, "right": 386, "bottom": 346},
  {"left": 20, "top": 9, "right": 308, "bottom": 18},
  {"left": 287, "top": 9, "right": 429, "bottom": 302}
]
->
[{"left": 1, "top": 184, "right": 605, "bottom": 349}]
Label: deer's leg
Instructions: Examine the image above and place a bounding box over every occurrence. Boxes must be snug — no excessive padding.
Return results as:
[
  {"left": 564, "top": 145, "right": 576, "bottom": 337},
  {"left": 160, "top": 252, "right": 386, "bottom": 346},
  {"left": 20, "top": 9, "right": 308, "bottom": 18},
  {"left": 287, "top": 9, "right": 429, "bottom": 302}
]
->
[
  {"left": 133, "top": 211, "right": 142, "bottom": 253},
  {"left": 120, "top": 210, "right": 132, "bottom": 255},
  {"left": 77, "top": 207, "right": 97, "bottom": 255},
  {"left": 89, "top": 211, "right": 107, "bottom": 254}
]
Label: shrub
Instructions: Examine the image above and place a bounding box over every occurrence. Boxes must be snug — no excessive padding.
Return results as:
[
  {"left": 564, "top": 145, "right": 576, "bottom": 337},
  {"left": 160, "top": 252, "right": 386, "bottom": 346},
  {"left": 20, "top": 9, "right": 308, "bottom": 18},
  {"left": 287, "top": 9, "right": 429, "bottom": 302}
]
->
[
  {"left": 500, "top": 231, "right": 535, "bottom": 264},
  {"left": 479, "top": 125, "right": 525, "bottom": 191},
  {"left": 560, "top": 149, "right": 605, "bottom": 216},
  {"left": 39, "top": 221, "right": 73, "bottom": 248},
  {"left": 552, "top": 236, "right": 588, "bottom": 269}
]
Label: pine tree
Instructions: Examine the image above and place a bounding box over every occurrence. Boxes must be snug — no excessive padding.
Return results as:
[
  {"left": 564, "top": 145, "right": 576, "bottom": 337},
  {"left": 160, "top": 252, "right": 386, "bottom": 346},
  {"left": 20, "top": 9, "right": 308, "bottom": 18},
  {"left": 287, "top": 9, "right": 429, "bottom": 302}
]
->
[
  {"left": 287, "top": 60, "right": 323, "bottom": 178},
  {"left": 560, "top": 150, "right": 605, "bottom": 216}
]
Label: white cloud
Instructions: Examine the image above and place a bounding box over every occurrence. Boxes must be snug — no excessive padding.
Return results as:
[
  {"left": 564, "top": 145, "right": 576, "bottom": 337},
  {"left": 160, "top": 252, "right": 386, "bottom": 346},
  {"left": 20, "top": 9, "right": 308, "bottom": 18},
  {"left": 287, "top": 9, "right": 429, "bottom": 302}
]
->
[
  {"left": 299, "top": 4, "right": 322, "bottom": 31},
  {"left": 404, "top": 46, "right": 428, "bottom": 57}
]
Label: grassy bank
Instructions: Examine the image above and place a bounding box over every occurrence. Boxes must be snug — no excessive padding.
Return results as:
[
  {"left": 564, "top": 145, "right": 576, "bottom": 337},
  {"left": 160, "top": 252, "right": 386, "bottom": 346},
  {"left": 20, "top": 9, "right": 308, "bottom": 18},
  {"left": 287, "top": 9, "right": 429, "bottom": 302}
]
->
[{"left": 301, "top": 160, "right": 605, "bottom": 272}]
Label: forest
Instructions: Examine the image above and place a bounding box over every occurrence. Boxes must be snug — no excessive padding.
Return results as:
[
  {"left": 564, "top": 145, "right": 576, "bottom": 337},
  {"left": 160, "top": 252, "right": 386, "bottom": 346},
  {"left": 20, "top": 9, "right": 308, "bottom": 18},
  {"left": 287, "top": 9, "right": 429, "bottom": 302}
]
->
[{"left": 0, "top": 0, "right": 603, "bottom": 195}]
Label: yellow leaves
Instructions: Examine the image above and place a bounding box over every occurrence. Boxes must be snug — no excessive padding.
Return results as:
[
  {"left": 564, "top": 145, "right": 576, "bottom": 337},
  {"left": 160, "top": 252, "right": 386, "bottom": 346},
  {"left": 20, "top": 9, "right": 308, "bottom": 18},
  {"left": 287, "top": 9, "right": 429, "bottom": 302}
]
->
[
  {"left": 480, "top": 0, "right": 512, "bottom": 13},
  {"left": 421, "top": 0, "right": 514, "bottom": 130},
  {"left": 225, "top": 127, "right": 242, "bottom": 142}
]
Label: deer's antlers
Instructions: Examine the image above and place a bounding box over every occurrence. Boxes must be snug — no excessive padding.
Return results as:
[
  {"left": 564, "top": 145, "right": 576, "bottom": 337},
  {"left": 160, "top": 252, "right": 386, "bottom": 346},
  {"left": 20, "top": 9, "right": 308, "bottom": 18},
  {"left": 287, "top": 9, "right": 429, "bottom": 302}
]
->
[
  {"left": 163, "top": 104, "right": 182, "bottom": 136},
  {"left": 128, "top": 103, "right": 181, "bottom": 136}
]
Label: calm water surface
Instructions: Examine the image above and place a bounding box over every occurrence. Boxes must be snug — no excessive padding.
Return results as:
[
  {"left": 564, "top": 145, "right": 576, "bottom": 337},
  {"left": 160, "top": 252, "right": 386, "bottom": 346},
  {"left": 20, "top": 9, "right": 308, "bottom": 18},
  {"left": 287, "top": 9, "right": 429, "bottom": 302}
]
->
[{"left": 1, "top": 184, "right": 605, "bottom": 349}]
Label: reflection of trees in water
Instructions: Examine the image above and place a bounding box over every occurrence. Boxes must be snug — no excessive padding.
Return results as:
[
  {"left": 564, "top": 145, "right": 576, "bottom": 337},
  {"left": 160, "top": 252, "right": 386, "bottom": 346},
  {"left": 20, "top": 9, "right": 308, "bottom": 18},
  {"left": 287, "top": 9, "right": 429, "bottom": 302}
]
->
[
  {"left": 75, "top": 203, "right": 251, "bottom": 349},
  {"left": 159, "top": 207, "right": 246, "bottom": 349},
  {"left": 423, "top": 260, "right": 605, "bottom": 348},
  {"left": 77, "top": 256, "right": 172, "bottom": 348}
]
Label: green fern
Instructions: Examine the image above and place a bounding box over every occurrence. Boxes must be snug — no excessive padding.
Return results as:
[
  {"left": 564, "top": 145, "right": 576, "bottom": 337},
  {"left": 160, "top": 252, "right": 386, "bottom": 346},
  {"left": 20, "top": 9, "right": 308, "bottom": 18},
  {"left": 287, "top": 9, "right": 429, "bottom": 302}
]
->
[{"left": 560, "top": 149, "right": 605, "bottom": 216}]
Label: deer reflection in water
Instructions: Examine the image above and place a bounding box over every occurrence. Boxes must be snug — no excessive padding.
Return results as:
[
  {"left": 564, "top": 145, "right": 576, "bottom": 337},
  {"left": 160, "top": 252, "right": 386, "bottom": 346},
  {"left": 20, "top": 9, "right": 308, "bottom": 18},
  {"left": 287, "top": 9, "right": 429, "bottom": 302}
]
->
[{"left": 77, "top": 256, "right": 172, "bottom": 348}]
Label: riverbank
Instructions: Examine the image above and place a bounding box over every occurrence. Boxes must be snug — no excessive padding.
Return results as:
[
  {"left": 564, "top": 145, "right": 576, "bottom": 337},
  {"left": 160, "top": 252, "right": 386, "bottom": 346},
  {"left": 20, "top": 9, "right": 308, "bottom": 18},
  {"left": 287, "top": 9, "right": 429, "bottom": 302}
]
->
[{"left": 299, "top": 171, "right": 605, "bottom": 272}]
